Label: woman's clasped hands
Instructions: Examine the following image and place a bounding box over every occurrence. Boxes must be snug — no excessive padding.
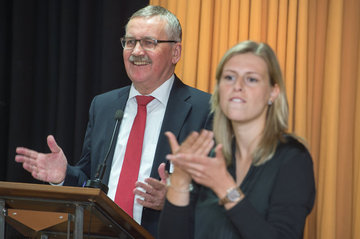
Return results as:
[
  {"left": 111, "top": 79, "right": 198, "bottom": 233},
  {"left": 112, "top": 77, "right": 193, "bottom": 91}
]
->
[{"left": 165, "top": 130, "right": 232, "bottom": 194}]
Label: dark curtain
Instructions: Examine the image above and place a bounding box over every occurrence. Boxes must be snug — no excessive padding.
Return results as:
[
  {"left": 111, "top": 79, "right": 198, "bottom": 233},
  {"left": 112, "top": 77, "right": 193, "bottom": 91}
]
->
[{"left": 0, "top": 0, "right": 149, "bottom": 183}]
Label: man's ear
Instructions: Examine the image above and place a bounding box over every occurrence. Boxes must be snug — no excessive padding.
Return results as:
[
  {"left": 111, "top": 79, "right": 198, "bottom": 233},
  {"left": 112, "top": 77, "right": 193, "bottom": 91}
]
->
[{"left": 172, "top": 43, "right": 182, "bottom": 64}]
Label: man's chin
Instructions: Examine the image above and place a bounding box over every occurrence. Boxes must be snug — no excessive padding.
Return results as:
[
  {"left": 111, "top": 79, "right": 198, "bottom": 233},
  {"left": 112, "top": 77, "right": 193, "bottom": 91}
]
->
[
  {"left": 128, "top": 64, "right": 150, "bottom": 73},
  {"left": 129, "top": 74, "right": 151, "bottom": 84}
]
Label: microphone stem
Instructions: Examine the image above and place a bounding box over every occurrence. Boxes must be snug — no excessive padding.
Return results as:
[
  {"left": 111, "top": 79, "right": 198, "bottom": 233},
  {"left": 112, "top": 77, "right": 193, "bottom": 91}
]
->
[{"left": 98, "top": 119, "right": 120, "bottom": 180}]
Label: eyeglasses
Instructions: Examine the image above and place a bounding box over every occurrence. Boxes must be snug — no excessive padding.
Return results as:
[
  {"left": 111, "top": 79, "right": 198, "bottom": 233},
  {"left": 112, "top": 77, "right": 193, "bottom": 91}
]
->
[{"left": 120, "top": 37, "right": 178, "bottom": 51}]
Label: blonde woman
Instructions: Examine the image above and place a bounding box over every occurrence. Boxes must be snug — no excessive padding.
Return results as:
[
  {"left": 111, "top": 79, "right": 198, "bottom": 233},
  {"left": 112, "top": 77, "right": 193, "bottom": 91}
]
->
[{"left": 159, "top": 41, "right": 315, "bottom": 239}]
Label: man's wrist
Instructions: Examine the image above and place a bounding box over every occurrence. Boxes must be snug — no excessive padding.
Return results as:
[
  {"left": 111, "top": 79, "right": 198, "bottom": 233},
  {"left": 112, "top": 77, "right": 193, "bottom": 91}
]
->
[{"left": 50, "top": 180, "right": 64, "bottom": 186}]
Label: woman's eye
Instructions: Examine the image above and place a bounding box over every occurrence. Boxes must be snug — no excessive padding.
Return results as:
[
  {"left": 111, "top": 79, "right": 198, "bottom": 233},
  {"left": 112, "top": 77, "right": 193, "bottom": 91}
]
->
[
  {"left": 223, "top": 75, "right": 235, "bottom": 81},
  {"left": 247, "top": 77, "right": 258, "bottom": 83}
]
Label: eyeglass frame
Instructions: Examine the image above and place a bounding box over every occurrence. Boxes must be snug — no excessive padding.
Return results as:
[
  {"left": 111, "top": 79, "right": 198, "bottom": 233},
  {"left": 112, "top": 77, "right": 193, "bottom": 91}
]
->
[{"left": 120, "top": 37, "right": 179, "bottom": 51}]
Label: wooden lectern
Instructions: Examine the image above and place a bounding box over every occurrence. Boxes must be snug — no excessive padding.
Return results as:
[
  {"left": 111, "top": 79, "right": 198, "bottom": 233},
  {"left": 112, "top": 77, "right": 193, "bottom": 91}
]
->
[{"left": 0, "top": 181, "right": 154, "bottom": 239}]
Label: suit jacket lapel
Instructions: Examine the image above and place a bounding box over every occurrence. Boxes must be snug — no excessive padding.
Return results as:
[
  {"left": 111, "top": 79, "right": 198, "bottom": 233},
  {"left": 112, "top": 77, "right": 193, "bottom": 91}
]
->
[{"left": 150, "top": 77, "right": 192, "bottom": 177}]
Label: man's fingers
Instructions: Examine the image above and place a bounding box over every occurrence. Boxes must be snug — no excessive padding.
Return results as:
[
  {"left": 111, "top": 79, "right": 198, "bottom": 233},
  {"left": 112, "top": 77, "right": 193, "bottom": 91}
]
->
[
  {"left": 134, "top": 187, "right": 148, "bottom": 198},
  {"left": 22, "top": 162, "right": 34, "bottom": 173},
  {"left": 14, "top": 155, "right": 26, "bottom": 163},
  {"left": 15, "top": 151, "right": 39, "bottom": 170},
  {"left": 15, "top": 147, "right": 39, "bottom": 160},
  {"left": 136, "top": 181, "right": 152, "bottom": 193},
  {"left": 136, "top": 180, "right": 165, "bottom": 195},
  {"left": 136, "top": 197, "right": 159, "bottom": 209},
  {"left": 134, "top": 187, "right": 163, "bottom": 210},
  {"left": 146, "top": 178, "right": 166, "bottom": 191},
  {"left": 15, "top": 147, "right": 27, "bottom": 156}
]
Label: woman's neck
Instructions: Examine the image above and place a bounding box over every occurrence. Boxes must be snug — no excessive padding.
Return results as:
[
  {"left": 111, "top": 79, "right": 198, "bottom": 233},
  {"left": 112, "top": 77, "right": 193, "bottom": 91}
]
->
[{"left": 232, "top": 119, "right": 265, "bottom": 162}]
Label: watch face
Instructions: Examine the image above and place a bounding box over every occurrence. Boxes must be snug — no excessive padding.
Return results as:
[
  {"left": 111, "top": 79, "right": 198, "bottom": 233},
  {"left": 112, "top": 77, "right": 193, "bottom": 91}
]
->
[{"left": 228, "top": 188, "right": 241, "bottom": 201}]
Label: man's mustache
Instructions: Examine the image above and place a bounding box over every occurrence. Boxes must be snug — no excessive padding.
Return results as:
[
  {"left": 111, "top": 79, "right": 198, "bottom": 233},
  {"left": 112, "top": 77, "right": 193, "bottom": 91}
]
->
[{"left": 129, "top": 55, "right": 152, "bottom": 64}]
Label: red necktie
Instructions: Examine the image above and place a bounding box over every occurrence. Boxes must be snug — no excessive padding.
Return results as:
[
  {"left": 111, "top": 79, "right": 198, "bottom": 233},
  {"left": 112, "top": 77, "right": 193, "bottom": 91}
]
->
[{"left": 114, "top": 95, "right": 154, "bottom": 217}]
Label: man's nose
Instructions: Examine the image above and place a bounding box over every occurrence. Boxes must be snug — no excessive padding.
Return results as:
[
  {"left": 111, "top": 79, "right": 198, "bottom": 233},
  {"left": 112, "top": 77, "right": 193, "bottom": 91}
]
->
[{"left": 132, "top": 41, "right": 145, "bottom": 55}]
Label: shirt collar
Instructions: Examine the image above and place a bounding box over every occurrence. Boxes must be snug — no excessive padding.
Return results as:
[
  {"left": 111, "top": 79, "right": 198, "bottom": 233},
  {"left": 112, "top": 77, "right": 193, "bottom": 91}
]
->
[{"left": 128, "top": 75, "right": 175, "bottom": 106}]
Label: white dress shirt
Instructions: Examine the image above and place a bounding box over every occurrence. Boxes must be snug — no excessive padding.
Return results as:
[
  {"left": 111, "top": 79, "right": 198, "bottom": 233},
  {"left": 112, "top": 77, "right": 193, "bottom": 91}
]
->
[{"left": 107, "top": 75, "right": 174, "bottom": 224}]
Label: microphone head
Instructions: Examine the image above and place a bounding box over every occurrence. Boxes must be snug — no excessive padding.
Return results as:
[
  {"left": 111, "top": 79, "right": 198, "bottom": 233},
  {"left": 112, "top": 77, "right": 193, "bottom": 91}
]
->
[{"left": 114, "top": 110, "right": 123, "bottom": 121}]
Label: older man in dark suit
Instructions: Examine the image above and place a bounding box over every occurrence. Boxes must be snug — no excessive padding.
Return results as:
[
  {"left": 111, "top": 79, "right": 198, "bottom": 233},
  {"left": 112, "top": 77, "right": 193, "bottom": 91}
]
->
[{"left": 15, "top": 5, "right": 211, "bottom": 238}]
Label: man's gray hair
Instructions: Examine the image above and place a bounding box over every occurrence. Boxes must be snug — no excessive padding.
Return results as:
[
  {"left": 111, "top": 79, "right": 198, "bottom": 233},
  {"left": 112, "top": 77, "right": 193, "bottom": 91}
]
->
[{"left": 126, "top": 5, "right": 182, "bottom": 42}]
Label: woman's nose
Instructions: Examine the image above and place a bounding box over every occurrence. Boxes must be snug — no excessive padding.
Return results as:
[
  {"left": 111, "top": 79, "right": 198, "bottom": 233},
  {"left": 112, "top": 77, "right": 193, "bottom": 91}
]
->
[{"left": 234, "top": 78, "right": 243, "bottom": 91}]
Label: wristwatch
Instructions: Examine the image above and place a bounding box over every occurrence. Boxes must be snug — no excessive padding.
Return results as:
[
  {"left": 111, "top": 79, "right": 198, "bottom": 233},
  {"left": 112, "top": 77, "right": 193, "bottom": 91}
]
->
[{"left": 219, "top": 187, "right": 243, "bottom": 205}]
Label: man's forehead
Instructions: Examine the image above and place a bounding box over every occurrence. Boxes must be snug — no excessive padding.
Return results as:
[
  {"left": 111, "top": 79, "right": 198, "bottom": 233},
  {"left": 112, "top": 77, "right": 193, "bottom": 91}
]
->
[
  {"left": 126, "top": 16, "right": 168, "bottom": 37},
  {"left": 127, "top": 16, "right": 166, "bottom": 29}
]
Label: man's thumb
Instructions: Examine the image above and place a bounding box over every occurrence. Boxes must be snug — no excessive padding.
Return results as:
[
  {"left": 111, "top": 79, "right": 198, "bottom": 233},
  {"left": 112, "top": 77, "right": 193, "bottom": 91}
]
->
[
  {"left": 47, "top": 135, "right": 61, "bottom": 153},
  {"left": 158, "top": 163, "right": 168, "bottom": 183}
]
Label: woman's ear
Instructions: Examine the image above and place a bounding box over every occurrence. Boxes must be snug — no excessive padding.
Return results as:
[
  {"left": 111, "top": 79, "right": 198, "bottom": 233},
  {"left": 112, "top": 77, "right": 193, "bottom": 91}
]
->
[{"left": 270, "top": 84, "right": 280, "bottom": 102}]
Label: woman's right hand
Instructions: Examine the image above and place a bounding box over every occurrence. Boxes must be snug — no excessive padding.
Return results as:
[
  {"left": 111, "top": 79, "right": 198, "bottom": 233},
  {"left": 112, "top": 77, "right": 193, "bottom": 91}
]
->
[
  {"left": 165, "top": 130, "right": 214, "bottom": 205},
  {"left": 165, "top": 130, "right": 214, "bottom": 181}
]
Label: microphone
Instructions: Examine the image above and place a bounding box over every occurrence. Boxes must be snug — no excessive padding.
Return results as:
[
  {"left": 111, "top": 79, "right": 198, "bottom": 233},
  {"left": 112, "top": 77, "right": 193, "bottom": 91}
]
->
[{"left": 85, "top": 109, "right": 123, "bottom": 193}]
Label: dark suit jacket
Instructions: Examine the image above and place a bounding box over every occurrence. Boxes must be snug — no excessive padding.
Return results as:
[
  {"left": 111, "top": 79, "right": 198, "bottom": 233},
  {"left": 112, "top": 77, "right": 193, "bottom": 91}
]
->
[{"left": 64, "top": 75, "right": 212, "bottom": 238}]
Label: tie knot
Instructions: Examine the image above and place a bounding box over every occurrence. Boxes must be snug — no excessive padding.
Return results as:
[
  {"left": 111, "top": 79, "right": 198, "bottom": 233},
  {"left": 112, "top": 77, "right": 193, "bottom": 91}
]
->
[{"left": 135, "top": 95, "right": 154, "bottom": 106}]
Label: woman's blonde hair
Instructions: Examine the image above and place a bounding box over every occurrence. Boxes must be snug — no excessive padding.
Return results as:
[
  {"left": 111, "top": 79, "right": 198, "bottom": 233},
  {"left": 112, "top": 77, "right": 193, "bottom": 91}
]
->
[{"left": 211, "top": 40, "right": 289, "bottom": 166}]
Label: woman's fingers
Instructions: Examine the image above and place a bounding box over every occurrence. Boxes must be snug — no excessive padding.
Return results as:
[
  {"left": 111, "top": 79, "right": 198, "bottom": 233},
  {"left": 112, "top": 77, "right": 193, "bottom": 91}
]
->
[{"left": 165, "top": 131, "right": 180, "bottom": 153}]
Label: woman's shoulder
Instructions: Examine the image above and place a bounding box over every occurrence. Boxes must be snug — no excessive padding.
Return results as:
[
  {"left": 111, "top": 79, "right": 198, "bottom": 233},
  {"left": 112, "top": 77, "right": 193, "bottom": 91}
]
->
[
  {"left": 274, "top": 134, "right": 313, "bottom": 166},
  {"left": 278, "top": 134, "right": 309, "bottom": 153}
]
